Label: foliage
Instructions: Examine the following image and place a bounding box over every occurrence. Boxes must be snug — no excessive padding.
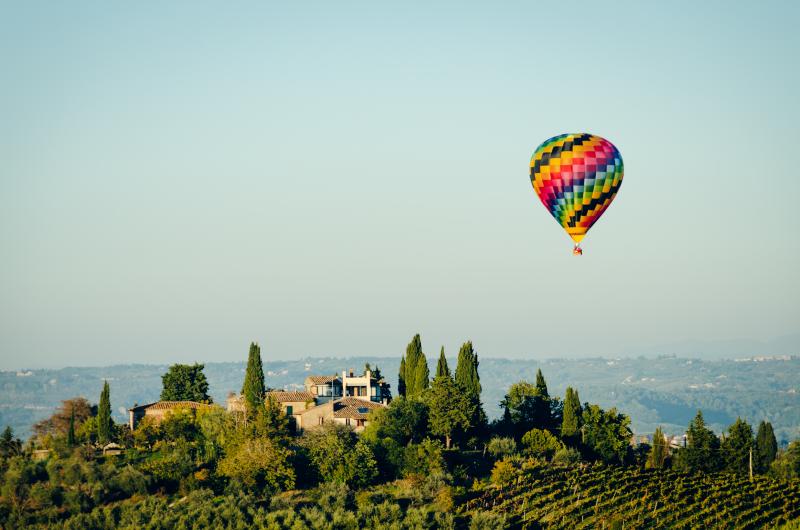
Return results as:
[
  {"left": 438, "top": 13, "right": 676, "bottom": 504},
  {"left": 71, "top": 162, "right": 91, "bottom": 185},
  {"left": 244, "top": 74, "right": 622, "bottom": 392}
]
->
[
  {"left": 363, "top": 397, "right": 429, "bottom": 446},
  {"left": 241, "top": 342, "right": 266, "bottom": 415},
  {"left": 402, "top": 438, "right": 445, "bottom": 478},
  {"left": 487, "top": 436, "right": 516, "bottom": 459},
  {"left": 32, "top": 398, "right": 94, "bottom": 441},
  {"left": 552, "top": 447, "right": 582, "bottom": 465},
  {"left": 673, "top": 410, "right": 723, "bottom": 473},
  {"left": 400, "top": 334, "right": 429, "bottom": 399},
  {"left": 561, "top": 386, "right": 582, "bottom": 443},
  {"left": 424, "top": 375, "right": 473, "bottom": 449},
  {"left": 770, "top": 440, "right": 800, "bottom": 481},
  {"left": 435, "top": 346, "right": 450, "bottom": 378},
  {"left": 500, "top": 380, "right": 552, "bottom": 440},
  {"left": 580, "top": 404, "right": 632, "bottom": 464},
  {"left": 300, "top": 423, "right": 377, "bottom": 487},
  {"left": 0, "top": 426, "right": 22, "bottom": 458},
  {"left": 217, "top": 437, "right": 296, "bottom": 493},
  {"left": 646, "top": 426, "right": 669, "bottom": 469},
  {"left": 97, "top": 381, "right": 113, "bottom": 445},
  {"left": 521, "top": 428, "right": 564, "bottom": 460},
  {"left": 721, "top": 417, "right": 753, "bottom": 476},
  {"left": 755, "top": 420, "right": 778, "bottom": 473},
  {"left": 160, "top": 363, "right": 211, "bottom": 402}
]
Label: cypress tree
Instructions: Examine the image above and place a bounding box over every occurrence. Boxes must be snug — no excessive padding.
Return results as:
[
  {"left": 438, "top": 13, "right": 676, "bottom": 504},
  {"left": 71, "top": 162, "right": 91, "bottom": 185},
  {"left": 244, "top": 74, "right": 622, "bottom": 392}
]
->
[
  {"left": 647, "top": 426, "right": 668, "bottom": 469},
  {"left": 403, "top": 334, "right": 424, "bottom": 399},
  {"left": 398, "top": 357, "right": 407, "bottom": 397},
  {"left": 454, "top": 341, "right": 481, "bottom": 399},
  {"left": 561, "top": 387, "right": 582, "bottom": 442},
  {"left": 435, "top": 346, "right": 450, "bottom": 378},
  {"left": 414, "top": 351, "right": 430, "bottom": 395},
  {"left": 97, "top": 381, "right": 112, "bottom": 444},
  {"left": 67, "top": 407, "right": 76, "bottom": 447},
  {"left": 755, "top": 420, "right": 778, "bottom": 474},
  {"left": 535, "top": 368, "right": 549, "bottom": 398},
  {"left": 242, "top": 342, "right": 266, "bottom": 414}
]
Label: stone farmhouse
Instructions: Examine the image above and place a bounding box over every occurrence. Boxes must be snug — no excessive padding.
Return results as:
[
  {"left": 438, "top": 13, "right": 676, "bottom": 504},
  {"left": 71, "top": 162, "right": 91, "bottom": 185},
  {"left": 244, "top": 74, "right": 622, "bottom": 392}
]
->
[
  {"left": 129, "top": 367, "right": 390, "bottom": 433},
  {"left": 227, "top": 367, "right": 391, "bottom": 432},
  {"left": 128, "top": 400, "right": 212, "bottom": 430}
]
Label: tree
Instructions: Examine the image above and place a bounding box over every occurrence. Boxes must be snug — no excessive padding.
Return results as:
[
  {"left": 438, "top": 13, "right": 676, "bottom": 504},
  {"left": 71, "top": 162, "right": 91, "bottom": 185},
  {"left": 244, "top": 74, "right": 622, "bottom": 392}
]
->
[
  {"left": 401, "top": 334, "right": 430, "bottom": 400},
  {"left": 581, "top": 404, "right": 632, "bottom": 464},
  {"left": 0, "top": 426, "right": 22, "bottom": 458},
  {"left": 435, "top": 347, "right": 450, "bottom": 378},
  {"left": 561, "top": 387, "right": 582, "bottom": 444},
  {"left": 67, "top": 407, "right": 76, "bottom": 447},
  {"left": 424, "top": 375, "right": 473, "bottom": 449},
  {"left": 674, "top": 410, "right": 722, "bottom": 473},
  {"left": 32, "top": 397, "right": 94, "bottom": 439},
  {"left": 521, "top": 428, "right": 565, "bottom": 460},
  {"left": 534, "top": 369, "right": 549, "bottom": 398},
  {"left": 242, "top": 342, "right": 266, "bottom": 415},
  {"left": 755, "top": 421, "right": 778, "bottom": 474},
  {"left": 646, "top": 426, "right": 668, "bottom": 469},
  {"left": 454, "top": 341, "right": 481, "bottom": 400},
  {"left": 97, "top": 381, "right": 113, "bottom": 445},
  {"left": 721, "top": 417, "right": 753, "bottom": 476},
  {"left": 500, "top": 381, "right": 550, "bottom": 440},
  {"left": 413, "top": 352, "right": 430, "bottom": 397},
  {"left": 160, "top": 363, "right": 211, "bottom": 402},
  {"left": 363, "top": 397, "right": 429, "bottom": 446},
  {"left": 217, "top": 437, "right": 296, "bottom": 493},
  {"left": 301, "top": 423, "right": 374, "bottom": 484},
  {"left": 398, "top": 357, "right": 407, "bottom": 397}
]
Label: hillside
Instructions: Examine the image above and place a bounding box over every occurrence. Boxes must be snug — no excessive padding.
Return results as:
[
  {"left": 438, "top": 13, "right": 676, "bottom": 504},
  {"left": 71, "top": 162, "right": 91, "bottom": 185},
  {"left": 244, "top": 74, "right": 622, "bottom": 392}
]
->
[
  {"left": 465, "top": 462, "right": 800, "bottom": 529},
  {"left": 2, "top": 356, "right": 799, "bottom": 440}
]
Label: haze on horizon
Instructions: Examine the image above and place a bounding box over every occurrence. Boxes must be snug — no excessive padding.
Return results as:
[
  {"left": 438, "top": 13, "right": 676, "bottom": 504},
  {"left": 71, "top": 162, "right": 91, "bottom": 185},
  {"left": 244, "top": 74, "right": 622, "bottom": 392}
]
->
[{"left": 1, "top": 2, "right": 798, "bottom": 370}]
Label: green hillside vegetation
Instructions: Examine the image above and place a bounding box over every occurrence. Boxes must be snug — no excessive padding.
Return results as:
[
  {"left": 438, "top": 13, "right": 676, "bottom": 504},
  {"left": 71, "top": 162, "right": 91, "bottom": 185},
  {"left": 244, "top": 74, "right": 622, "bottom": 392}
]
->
[{"left": 1, "top": 335, "right": 799, "bottom": 529}]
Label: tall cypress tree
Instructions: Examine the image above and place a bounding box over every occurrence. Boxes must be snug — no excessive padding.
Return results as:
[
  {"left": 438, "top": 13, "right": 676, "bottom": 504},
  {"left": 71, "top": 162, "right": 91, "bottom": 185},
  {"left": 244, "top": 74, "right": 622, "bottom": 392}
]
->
[
  {"left": 242, "top": 342, "right": 266, "bottom": 414},
  {"left": 755, "top": 421, "right": 778, "bottom": 473},
  {"left": 398, "top": 357, "right": 407, "bottom": 397},
  {"left": 403, "top": 334, "right": 424, "bottom": 399},
  {"left": 535, "top": 368, "right": 549, "bottom": 398},
  {"left": 414, "top": 351, "right": 430, "bottom": 395},
  {"left": 435, "top": 346, "right": 450, "bottom": 378},
  {"left": 647, "top": 426, "right": 668, "bottom": 469},
  {"left": 561, "top": 387, "right": 582, "bottom": 442},
  {"left": 97, "top": 381, "right": 112, "bottom": 444},
  {"left": 454, "top": 341, "right": 481, "bottom": 399}
]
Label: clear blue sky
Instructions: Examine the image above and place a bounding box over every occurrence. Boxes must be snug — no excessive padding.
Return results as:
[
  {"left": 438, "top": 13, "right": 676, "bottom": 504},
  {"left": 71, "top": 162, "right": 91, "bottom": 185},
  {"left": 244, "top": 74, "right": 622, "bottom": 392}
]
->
[{"left": 1, "top": 2, "right": 798, "bottom": 369}]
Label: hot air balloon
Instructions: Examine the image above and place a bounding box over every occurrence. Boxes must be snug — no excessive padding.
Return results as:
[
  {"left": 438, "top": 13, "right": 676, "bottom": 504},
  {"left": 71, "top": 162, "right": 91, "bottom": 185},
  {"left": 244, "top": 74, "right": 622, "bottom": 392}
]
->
[{"left": 529, "top": 133, "right": 623, "bottom": 254}]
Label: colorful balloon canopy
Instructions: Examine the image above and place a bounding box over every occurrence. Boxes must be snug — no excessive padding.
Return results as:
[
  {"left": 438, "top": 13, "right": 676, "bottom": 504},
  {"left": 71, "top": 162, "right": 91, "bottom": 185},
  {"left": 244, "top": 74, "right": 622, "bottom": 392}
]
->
[{"left": 529, "top": 133, "right": 623, "bottom": 248}]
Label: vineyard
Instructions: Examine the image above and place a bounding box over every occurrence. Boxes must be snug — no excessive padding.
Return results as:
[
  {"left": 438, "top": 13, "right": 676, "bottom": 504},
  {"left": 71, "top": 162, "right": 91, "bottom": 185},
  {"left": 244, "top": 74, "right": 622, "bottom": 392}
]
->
[{"left": 465, "top": 462, "right": 800, "bottom": 529}]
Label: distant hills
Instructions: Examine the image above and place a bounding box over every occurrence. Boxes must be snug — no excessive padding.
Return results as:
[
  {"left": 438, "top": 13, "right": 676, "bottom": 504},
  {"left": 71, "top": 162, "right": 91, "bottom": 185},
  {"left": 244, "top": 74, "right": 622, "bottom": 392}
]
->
[{"left": 1, "top": 355, "right": 798, "bottom": 442}]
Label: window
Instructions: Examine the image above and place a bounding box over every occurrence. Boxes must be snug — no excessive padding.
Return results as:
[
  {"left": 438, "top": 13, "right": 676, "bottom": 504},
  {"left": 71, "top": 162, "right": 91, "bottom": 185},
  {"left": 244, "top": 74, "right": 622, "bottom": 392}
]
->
[
  {"left": 318, "top": 417, "right": 324, "bottom": 425},
  {"left": 357, "top": 407, "right": 368, "bottom": 414},
  {"left": 286, "top": 405, "right": 293, "bottom": 415}
]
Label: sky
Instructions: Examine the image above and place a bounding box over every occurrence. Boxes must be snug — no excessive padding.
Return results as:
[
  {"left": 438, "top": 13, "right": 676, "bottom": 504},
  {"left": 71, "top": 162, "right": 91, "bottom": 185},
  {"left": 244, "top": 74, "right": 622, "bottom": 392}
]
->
[{"left": 1, "top": 1, "right": 799, "bottom": 369}]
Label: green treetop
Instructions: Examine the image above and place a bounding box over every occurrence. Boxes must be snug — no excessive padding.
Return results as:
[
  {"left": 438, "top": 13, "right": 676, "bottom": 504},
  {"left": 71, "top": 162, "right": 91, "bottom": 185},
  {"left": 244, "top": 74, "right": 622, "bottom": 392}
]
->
[
  {"left": 535, "top": 368, "right": 549, "bottom": 399},
  {"left": 454, "top": 341, "right": 481, "bottom": 399},
  {"left": 424, "top": 374, "right": 473, "bottom": 449},
  {"left": 561, "top": 387, "right": 582, "bottom": 442},
  {"left": 755, "top": 420, "right": 778, "bottom": 474},
  {"left": 67, "top": 407, "right": 76, "bottom": 447},
  {"left": 646, "top": 425, "right": 668, "bottom": 469},
  {"left": 398, "top": 357, "right": 407, "bottom": 397},
  {"left": 722, "top": 417, "right": 754, "bottom": 476},
  {"left": 401, "top": 334, "right": 429, "bottom": 399},
  {"left": 435, "top": 346, "right": 450, "bottom": 378},
  {"left": 676, "top": 410, "right": 722, "bottom": 473},
  {"left": 97, "top": 380, "right": 113, "bottom": 444},
  {"left": 160, "top": 363, "right": 212, "bottom": 402},
  {"left": 242, "top": 342, "right": 266, "bottom": 414}
]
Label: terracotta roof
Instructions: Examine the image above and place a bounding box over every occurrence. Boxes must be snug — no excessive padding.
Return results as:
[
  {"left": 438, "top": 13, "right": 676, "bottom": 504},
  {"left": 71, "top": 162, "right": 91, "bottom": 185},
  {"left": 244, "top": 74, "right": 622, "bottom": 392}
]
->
[
  {"left": 306, "top": 375, "right": 340, "bottom": 385},
  {"left": 128, "top": 401, "right": 211, "bottom": 411},
  {"left": 267, "top": 391, "right": 315, "bottom": 403},
  {"left": 332, "top": 397, "right": 385, "bottom": 419}
]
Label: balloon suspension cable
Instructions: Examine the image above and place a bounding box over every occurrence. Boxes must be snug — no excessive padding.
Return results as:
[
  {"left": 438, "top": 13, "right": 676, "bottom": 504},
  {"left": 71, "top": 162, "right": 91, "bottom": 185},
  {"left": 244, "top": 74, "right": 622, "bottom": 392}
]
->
[{"left": 572, "top": 244, "right": 583, "bottom": 256}]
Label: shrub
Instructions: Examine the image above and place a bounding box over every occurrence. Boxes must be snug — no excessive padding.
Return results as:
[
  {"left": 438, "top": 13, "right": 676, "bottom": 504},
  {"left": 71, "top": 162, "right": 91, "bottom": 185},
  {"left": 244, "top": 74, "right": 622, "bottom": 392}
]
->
[
  {"left": 487, "top": 436, "right": 517, "bottom": 459},
  {"left": 521, "top": 428, "right": 564, "bottom": 460}
]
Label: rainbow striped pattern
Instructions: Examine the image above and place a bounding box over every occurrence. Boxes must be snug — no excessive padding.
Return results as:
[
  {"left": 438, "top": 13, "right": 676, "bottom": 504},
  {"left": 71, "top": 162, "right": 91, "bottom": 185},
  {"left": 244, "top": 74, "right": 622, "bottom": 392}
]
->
[{"left": 530, "top": 133, "right": 623, "bottom": 244}]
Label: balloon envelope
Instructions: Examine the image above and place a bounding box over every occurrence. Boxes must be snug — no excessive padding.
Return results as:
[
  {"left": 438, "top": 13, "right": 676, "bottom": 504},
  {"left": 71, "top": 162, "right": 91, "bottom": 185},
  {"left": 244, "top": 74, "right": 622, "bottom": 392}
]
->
[{"left": 529, "top": 133, "right": 623, "bottom": 244}]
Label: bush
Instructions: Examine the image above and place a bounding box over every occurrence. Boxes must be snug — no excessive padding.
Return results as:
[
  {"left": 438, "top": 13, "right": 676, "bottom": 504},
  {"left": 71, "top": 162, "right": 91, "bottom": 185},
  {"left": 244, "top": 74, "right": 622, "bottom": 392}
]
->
[
  {"left": 487, "top": 437, "right": 517, "bottom": 459},
  {"left": 552, "top": 447, "right": 582, "bottom": 465},
  {"left": 470, "top": 510, "right": 507, "bottom": 530},
  {"left": 521, "top": 428, "right": 564, "bottom": 460}
]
